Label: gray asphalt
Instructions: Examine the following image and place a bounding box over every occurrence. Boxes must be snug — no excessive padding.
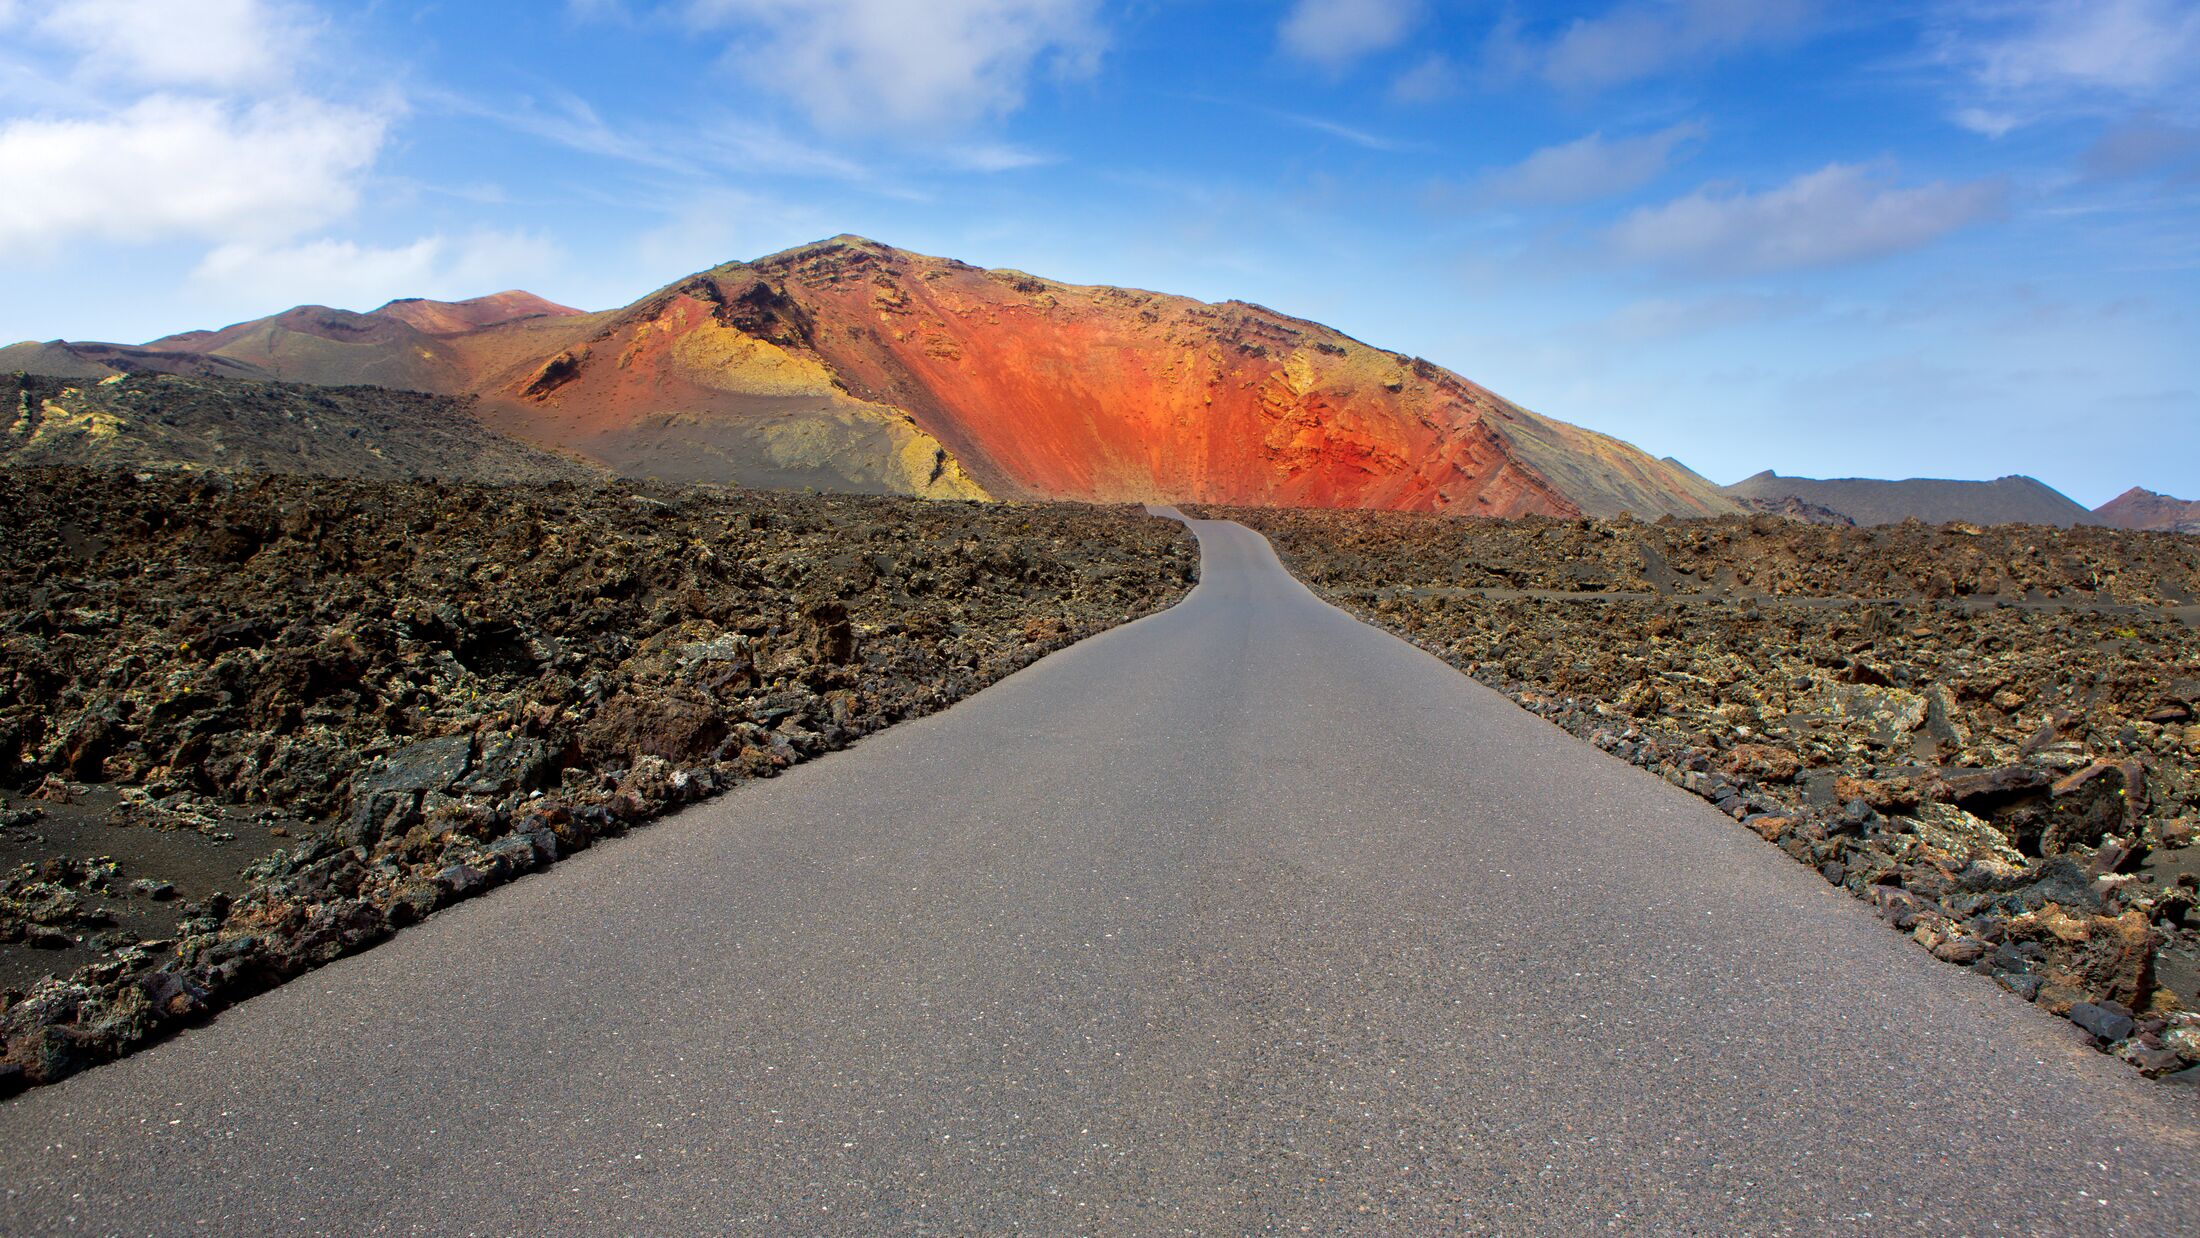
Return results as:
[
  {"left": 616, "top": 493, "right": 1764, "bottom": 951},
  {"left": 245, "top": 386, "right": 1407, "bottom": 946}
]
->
[{"left": 4, "top": 513, "right": 2197, "bottom": 1236}]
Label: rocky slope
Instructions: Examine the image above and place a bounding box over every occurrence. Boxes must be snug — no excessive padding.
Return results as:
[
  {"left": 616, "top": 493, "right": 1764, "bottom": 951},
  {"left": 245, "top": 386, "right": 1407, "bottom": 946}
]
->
[
  {"left": 6, "top": 238, "right": 1738, "bottom": 518},
  {"left": 4, "top": 372, "right": 600, "bottom": 484},
  {"left": 2097, "top": 487, "right": 2200, "bottom": 534},
  {"left": 1724, "top": 470, "right": 2099, "bottom": 527},
  {"left": 1226, "top": 506, "right": 2200, "bottom": 1080},
  {"left": 0, "top": 469, "right": 1196, "bottom": 1092}
]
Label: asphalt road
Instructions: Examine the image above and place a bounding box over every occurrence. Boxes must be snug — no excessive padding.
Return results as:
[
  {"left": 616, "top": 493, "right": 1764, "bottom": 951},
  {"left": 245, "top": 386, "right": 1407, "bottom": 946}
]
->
[{"left": 4, "top": 513, "right": 2196, "bottom": 1235}]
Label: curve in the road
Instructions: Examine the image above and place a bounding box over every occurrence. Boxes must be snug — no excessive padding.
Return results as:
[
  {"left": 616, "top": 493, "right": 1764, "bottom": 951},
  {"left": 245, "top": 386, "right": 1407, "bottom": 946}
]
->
[{"left": 3, "top": 513, "right": 2196, "bottom": 1235}]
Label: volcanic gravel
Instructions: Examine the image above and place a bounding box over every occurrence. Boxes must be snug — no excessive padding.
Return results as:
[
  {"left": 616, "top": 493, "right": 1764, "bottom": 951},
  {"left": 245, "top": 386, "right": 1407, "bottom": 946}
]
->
[
  {"left": 1222, "top": 506, "right": 2200, "bottom": 1082},
  {"left": 0, "top": 468, "right": 1195, "bottom": 1091}
]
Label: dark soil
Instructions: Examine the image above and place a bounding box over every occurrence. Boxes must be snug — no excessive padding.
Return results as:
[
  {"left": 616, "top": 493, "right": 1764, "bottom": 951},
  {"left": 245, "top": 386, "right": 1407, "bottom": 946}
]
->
[
  {"left": 0, "top": 468, "right": 1196, "bottom": 1092},
  {"left": 1221, "top": 506, "right": 2200, "bottom": 1081}
]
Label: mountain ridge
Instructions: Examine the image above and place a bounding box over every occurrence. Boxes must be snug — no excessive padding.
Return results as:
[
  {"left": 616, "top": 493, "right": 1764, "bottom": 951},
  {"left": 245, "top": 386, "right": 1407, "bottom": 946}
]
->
[{"left": 1722, "top": 469, "right": 2101, "bottom": 528}]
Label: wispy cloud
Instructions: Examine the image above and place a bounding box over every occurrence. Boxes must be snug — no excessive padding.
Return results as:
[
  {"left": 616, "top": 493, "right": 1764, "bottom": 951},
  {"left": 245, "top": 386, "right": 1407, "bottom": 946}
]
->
[
  {"left": 1959, "top": 0, "right": 2199, "bottom": 97},
  {"left": 1609, "top": 162, "right": 2006, "bottom": 273},
  {"left": 682, "top": 0, "right": 1105, "bottom": 134},
  {"left": 30, "top": 0, "right": 317, "bottom": 92},
  {"left": 1480, "top": 123, "right": 1704, "bottom": 205},
  {"left": 1187, "top": 94, "right": 1414, "bottom": 153},
  {"left": 1928, "top": 0, "right": 2200, "bottom": 131},
  {"left": 1272, "top": 109, "right": 1413, "bottom": 152},
  {"left": 430, "top": 86, "right": 872, "bottom": 182},
  {"left": 2083, "top": 111, "right": 2200, "bottom": 180},
  {"left": 192, "top": 230, "right": 563, "bottom": 310},
  {"left": 1278, "top": 0, "right": 1423, "bottom": 72},
  {"left": 936, "top": 142, "right": 1058, "bottom": 172},
  {"left": 1491, "top": 0, "right": 1821, "bottom": 93},
  {"left": 1389, "top": 54, "right": 1459, "bottom": 103}
]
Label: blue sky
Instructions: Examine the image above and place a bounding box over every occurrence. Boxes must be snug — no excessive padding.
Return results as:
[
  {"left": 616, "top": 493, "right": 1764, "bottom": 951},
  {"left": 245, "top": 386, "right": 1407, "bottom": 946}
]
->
[{"left": 2, "top": 0, "right": 2195, "bottom": 504}]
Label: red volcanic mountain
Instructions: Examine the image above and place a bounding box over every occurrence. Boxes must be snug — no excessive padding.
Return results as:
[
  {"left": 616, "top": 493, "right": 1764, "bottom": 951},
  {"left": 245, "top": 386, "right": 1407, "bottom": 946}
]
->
[
  {"left": 2094, "top": 487, "right": 2200, "bottom": 534},
  {"left": 2, "top": 238, "right": 1736, "bottom": 517}
]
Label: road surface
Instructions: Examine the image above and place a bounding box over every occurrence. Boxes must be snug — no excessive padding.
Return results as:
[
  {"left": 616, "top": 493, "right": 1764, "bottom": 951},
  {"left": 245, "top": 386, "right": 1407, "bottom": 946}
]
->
[{"left": 4, "top": 513, "right": 2196, "bottom": 1235}]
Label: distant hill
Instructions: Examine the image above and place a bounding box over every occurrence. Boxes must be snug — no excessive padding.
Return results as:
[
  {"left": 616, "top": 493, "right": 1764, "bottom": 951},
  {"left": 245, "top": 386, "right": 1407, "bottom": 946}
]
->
[
  {"left": 0, "top": 340, "right": 274, "bottom": 382},
  {"left": 2, "top": 371, "right": 602, "bottom": 485},
  {"left": 2095, "top": 487, "right": 2200, "bottom": 533},
  {"left": 0, "top": 292, "right": 583, "bottom": 394},
  {"left": 1722, "top": 471, "right": 2098, "bottom": 527}
]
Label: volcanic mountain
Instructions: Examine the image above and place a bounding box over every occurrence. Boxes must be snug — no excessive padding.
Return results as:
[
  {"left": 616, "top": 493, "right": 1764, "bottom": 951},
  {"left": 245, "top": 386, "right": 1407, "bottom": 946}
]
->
[
  {"left": 4, "top": 238, "right": 1738, "bottom": 517},
  {"left": 2094, "top": 487, "right": 2200, "bottom": 533},
  {"left": 1722, "top": 471, "right": 2099, "bottom": 528}
]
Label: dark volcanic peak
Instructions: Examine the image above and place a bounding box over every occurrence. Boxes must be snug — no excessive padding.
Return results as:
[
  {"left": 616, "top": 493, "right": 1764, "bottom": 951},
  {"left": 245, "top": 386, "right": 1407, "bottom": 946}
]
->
[
  {"left": 1723, "top": 470, "right": 2099, "bottom": 528},
  {"left": 2095, "top": 486, "right": 2200, "bottom": 534}
]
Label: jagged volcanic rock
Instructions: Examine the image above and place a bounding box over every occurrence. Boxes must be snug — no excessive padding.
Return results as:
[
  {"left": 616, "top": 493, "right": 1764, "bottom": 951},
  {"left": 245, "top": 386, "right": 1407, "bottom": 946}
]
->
[
  {"left": 1226, "top": 504, "right": 2200, "bottom": 1077},
  {"left": 0, "top": 467, "right": 1196, "bottom": 1091},
  {"left": 2, "top": 372, "right": 600, "bottom": 483}
]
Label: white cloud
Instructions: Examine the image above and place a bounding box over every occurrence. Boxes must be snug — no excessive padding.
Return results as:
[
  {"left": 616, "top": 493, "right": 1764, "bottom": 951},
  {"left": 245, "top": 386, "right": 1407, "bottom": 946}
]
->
[
  {"left": 1266, "top": 107, "right": 1410, "bottom": 152},
  {"left": 0, "top": 95, "right": 385, "bottom": 257},
  {"left": 1967, "top": 0, "right": 2200, "bottom": 97},
  {"left": 1390, "top": 54, "right": 1458, "bottom": 103},
  {"left": 1608, "top": 163, "right": 2006, "bottom": 273},
  {"left": 1512, "top": 0, "right": 1818, "bottom": 92},
  {"left": 33, "top": 0, "right": 313, "bottom": 91},
  {"left": 937, "top": 142, "right": 1057, "bottom": 172},
  {"left": 2083, "top": 112, "right": 2200, "bottom": 178},
  {"left": 192, "top": 231, "right": 562, "bottom": 309},
  {"left": 1952, "top": 106, "right": 2022, "bottom": 137},
  {"left": 685, "top": 0, "right": 1103, "bottom": 132},
  {"left": 0, "top": 2, "right": 397, "bottom": 273},
  {"left": 1482, "top": 123, "right": 1702, "bottom": 205},
  {"left": 630, "top": 188, "right": 835, "bottom": 276},
  {"left": 1932, "top": 0, "right": 2200, "bottom": 130},
  {"left": 1279, "top": 0, "right": 1422, "bottom": 71}
]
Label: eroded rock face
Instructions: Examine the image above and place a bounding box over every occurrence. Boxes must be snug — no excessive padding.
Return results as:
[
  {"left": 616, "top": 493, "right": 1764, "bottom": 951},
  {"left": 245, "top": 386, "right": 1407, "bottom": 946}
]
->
[
  {"left": 1232, "top": 504, "right": 2200, "bottom": 1079},
  {"left": 0, "top": 467, "right": 1197, "bottom": 1091}
]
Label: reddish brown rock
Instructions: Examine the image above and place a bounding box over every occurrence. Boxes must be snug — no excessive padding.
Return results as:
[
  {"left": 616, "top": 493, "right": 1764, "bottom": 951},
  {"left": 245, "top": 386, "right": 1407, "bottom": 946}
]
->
[{"left": 1720, "top": 744, "right": 1803, "bottom": 784}]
